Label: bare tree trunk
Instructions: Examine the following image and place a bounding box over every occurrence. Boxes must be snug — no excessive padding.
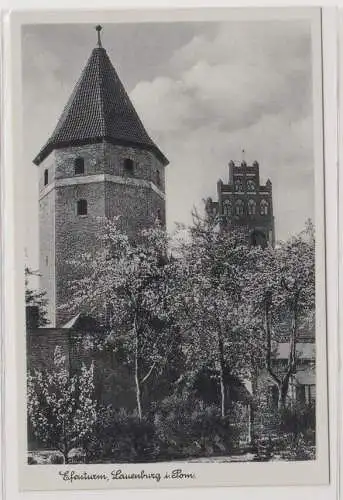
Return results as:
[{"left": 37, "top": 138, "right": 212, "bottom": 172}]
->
[
  {"left": 278, "top": 372, "right": 292, "bottom": 410},
  {"left": 277, "top": 291, "right": 299, "bottom": 410},
  {"left": 219, "top": 369, "right": 226, "bottom": 418},
  {"left": 218, "top": 335, "right": 226, "bottom": 418},
  {"left": 264, "top": 290, "right": 281, "bottom": 388},
  {"left": 133, "top": 315, "right": 143, "bottom": 421}
]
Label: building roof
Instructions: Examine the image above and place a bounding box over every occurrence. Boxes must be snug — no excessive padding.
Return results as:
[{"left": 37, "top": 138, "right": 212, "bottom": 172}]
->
[
  {"left": 61, "top": 313, "right": 100, "bottom": 331},
  {"left": 274, "top": 342, "right": 315, "bottom": 360},
  {"left": 33, "top": 41, "right": 168, "bottom": 166}
]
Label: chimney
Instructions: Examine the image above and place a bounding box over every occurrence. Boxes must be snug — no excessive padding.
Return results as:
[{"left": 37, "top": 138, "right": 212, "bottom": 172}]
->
[{"left": 26, "top": 306, "right": 40, "bottom": 329}]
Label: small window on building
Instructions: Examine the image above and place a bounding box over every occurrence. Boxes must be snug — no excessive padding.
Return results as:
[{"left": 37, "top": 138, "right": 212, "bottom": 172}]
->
[
  {"left": 296, "top": 385, "right": 306, "bottom": 405},
  {"left": 74, "top": 157, "right": 85, "bottom": 175},
  {"left": 248, "top": 199, "right": 256, "bottom": 215},
  {"left": 156, "top": 170, "right": 161, "bottom": 187},
  {"left": 234, "top": 179, "right": 243, "bottom": 192},
  {"left": 260, "top": 199, "right": 269, "bottom": 215},
  {"left": 77, "top": 199, "right": 88, "bottom": 216},
  {"left": 124, "top": 158, "right": 134, "bottom": 175},
  {"left": 223, "top": 200, "right": 231, "bottom": 216},
  {"left": 247, "top": 179, "right": 256, "bottom": 192},
  {"left": 44, "top": 169, "right": 48, "bottom": 186},
  {"left": 298, "top": 384, "right": 316, "bottom": 405},
  {"left": 235, "top": 199, "right": 244, "bottom": 216}
]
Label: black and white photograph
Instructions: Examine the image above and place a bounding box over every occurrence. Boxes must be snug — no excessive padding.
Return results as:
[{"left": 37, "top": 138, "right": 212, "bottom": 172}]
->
[{"left": 6, "top": 6, "right": 330, "bottom": 490}]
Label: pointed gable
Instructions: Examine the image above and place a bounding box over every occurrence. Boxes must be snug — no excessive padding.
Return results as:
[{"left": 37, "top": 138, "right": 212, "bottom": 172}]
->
[{"left": 33, "top": 45, "right": 168, "bottom": 166}]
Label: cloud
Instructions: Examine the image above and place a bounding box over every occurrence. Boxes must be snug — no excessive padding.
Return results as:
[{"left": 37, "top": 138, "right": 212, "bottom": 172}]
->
[{"left": 130, "top": 20, "right": 314, "bottom": 240}]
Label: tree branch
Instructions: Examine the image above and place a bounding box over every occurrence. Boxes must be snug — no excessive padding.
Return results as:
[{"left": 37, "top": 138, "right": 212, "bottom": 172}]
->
[{"left": 140, "top": 360, "right": 157, "bottom": 385}]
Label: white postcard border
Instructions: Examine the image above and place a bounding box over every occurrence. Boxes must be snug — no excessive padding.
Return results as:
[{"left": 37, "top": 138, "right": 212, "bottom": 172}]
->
[{"left": 2, "top": 5, "right": 336, "bottom": 496}]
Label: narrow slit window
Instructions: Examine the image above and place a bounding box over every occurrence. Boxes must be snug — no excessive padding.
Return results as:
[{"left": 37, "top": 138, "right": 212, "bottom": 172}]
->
[
  {"left": 248, "top": 199, "right": 256, "bottom": 215},
  {"left": 77, "top": 199, "right": 88, "bottom": 216},
  {"left": 223, "top": 200, "right": 231, "bottom": 216},
  {"left": 156, "top": 170, "right": 161, "bottom": 187},
  {"left": 74, "top": 157, "right": 85, "bottom": 175},
  {"left": 44, "top": 169, "right": 48, "bottom": 186},
  {"left": 235, "top": 199, "right": 244, "bottom": 216},
  {"left": 124, "top": 158, "right": 134, "bottom": 175},
  {"left": 260, "top": 199, "right": 269, "bottom": 215}
]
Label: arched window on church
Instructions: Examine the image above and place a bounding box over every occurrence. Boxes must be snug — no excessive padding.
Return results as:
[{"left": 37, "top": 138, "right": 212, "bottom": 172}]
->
[
  {"left": 260, "top": 199, "right": 269, "bottom": 215},
  {"left": 234, "top": 179, "right": 243, "bottom": 192},
  {"left": 235, "top": 199, "right": 244, "bottom": 216},
  {"left": 124, "top": 158, "right": 134, "bottom": 175},
  {"left": 74, "top": 157, "right": 85, "bottom": 175},
  {"left": 247, "top": 179, "right": 256, "bottom": 192},
  {"left": 248, "top": 199, "right": 256, "bottom": 215},
  {"left": 156, "top": 169, "right": 161, "bottom": 187},
  {"left": 223, "top": 200, "right": 231, "bottom": 216},
  {"left": 77, "top": 199, "right": 88, "bottom": 216},
  {"left": 44, "top": 169, "right": 48, "bottom": 186}
]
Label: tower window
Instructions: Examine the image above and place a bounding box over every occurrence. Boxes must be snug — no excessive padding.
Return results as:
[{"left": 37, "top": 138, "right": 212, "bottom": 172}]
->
[
  {"left": 235, "top": 199, "right": 244, "bottom": 216},
  {"left": 44, "top": 169, "right": 48, "bottom": 186},
  {"left": 223, "top": 200, "right": 231, "bottom": 216},
  {"left": 124, "top": 158, "right": 134, "bottom": 175},
  {"left": 248, "top": 199, "right": 256, "bottom": 215},
  {"left": 260, "top": 199, "right": 269, "bottom": 215},
  {"left": 234, "top": 179, "right": 243, "bottom": 192},
  {"left": 77, "top": 199, "right": 88, "bottom": 216},
  {"left": 156, "top": 170, "right": 161, "bottom": 187},
  {"left": 247, "top": 180, "right": 256, "bottom": 192},
  {"left": 74, "top": 157, "right": 85, "bottom": 175}
]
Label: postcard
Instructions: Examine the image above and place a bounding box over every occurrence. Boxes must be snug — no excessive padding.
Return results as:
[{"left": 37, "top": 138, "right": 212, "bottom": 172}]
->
[{"left": 3, "top": 6, "right": 330, "bottom": 491}]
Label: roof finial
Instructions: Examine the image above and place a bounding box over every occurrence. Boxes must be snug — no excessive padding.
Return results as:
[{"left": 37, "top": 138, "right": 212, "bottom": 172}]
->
[
  {"left": 95, "top": 25, "right": 103, "bottom": 47},
  {"left": 241, "top": 148, "right": 245, "bottom": 163}
]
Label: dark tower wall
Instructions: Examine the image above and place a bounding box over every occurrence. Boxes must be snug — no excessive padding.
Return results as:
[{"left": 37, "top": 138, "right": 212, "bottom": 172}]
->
[{"left": 39, "top": 142, "right": 166, "bottom": 327}]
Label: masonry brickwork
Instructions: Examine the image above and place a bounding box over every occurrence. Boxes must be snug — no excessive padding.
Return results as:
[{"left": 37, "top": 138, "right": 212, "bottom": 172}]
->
[
  {"left": 206, "top": 160, "right": 275, "bottom": 247},
  {"left": 38, "top": 142, "right": 166, "bottom": 326}
]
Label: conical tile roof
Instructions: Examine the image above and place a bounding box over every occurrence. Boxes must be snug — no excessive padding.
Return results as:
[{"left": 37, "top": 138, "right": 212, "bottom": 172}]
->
[{"left": 33, "top": 44, "right": 168, "bottom": 166}]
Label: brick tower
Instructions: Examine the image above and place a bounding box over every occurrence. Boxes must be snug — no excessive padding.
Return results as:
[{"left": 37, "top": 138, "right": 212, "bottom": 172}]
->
[
  {"left": 206, "top": 159, "right": 275, "bottom": 247},
  {"left": 33, "top": 26, "right": 169, "bottom": 326}
]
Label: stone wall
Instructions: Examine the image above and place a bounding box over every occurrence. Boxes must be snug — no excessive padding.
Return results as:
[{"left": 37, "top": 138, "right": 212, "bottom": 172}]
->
[
  {"left": 27, "top": 328, "right": 71, "bottom": 372},
  {"left": 26, "top": 327, "right": 137, "bottom": 411},
  {"left": 39, "top": 140, "right": 167, "bottom": 326}
]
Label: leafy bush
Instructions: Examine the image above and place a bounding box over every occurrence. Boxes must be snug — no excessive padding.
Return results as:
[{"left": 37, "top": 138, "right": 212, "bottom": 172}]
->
[
  {"left": 85, "top": 397, "right": 239, "bottom": 463},
  {"left": 280, "top": 404, "right": 315, "bottom": 436},
  {"left": 277, "top": 433, "right": 315, "bottom": 461},
  {"left": 153, "top": 395, "right": 237, "bottom": 460},
  {"left": 85, "top": 407, "right": 159, "bottom": 463}
]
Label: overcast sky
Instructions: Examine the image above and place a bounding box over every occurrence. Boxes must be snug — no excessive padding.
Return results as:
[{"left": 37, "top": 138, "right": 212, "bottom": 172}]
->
[{"left": 22, "top": 20, "right": 315, "bottom": 269}]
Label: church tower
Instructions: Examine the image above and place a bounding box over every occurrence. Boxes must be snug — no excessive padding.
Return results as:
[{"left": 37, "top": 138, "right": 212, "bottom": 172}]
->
[
  {"left": 206, "top": 159, "right": 275, "bottom": 247},
  {"left": 33, "top": 27, "right": 169, "bottom": 327}
]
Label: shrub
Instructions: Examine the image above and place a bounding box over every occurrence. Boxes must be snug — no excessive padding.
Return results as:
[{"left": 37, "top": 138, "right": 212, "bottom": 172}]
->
[
  {"left": 153, "top": 395, "right": 237, "bottom": 460},
  {"left": 85, "top": 407, "right": 159, "bottom": 463},
  {"left": 280, "top": 404, "right": 315, "bottom": 436},
  {"left": 277, "top": 433, "right": 316, "bottom": 461}
]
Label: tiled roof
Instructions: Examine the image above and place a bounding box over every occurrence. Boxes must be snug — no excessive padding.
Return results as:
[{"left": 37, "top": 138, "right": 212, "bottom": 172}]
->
[{"left": 33, "top": 46, "right": 168, "bottom": 166}]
